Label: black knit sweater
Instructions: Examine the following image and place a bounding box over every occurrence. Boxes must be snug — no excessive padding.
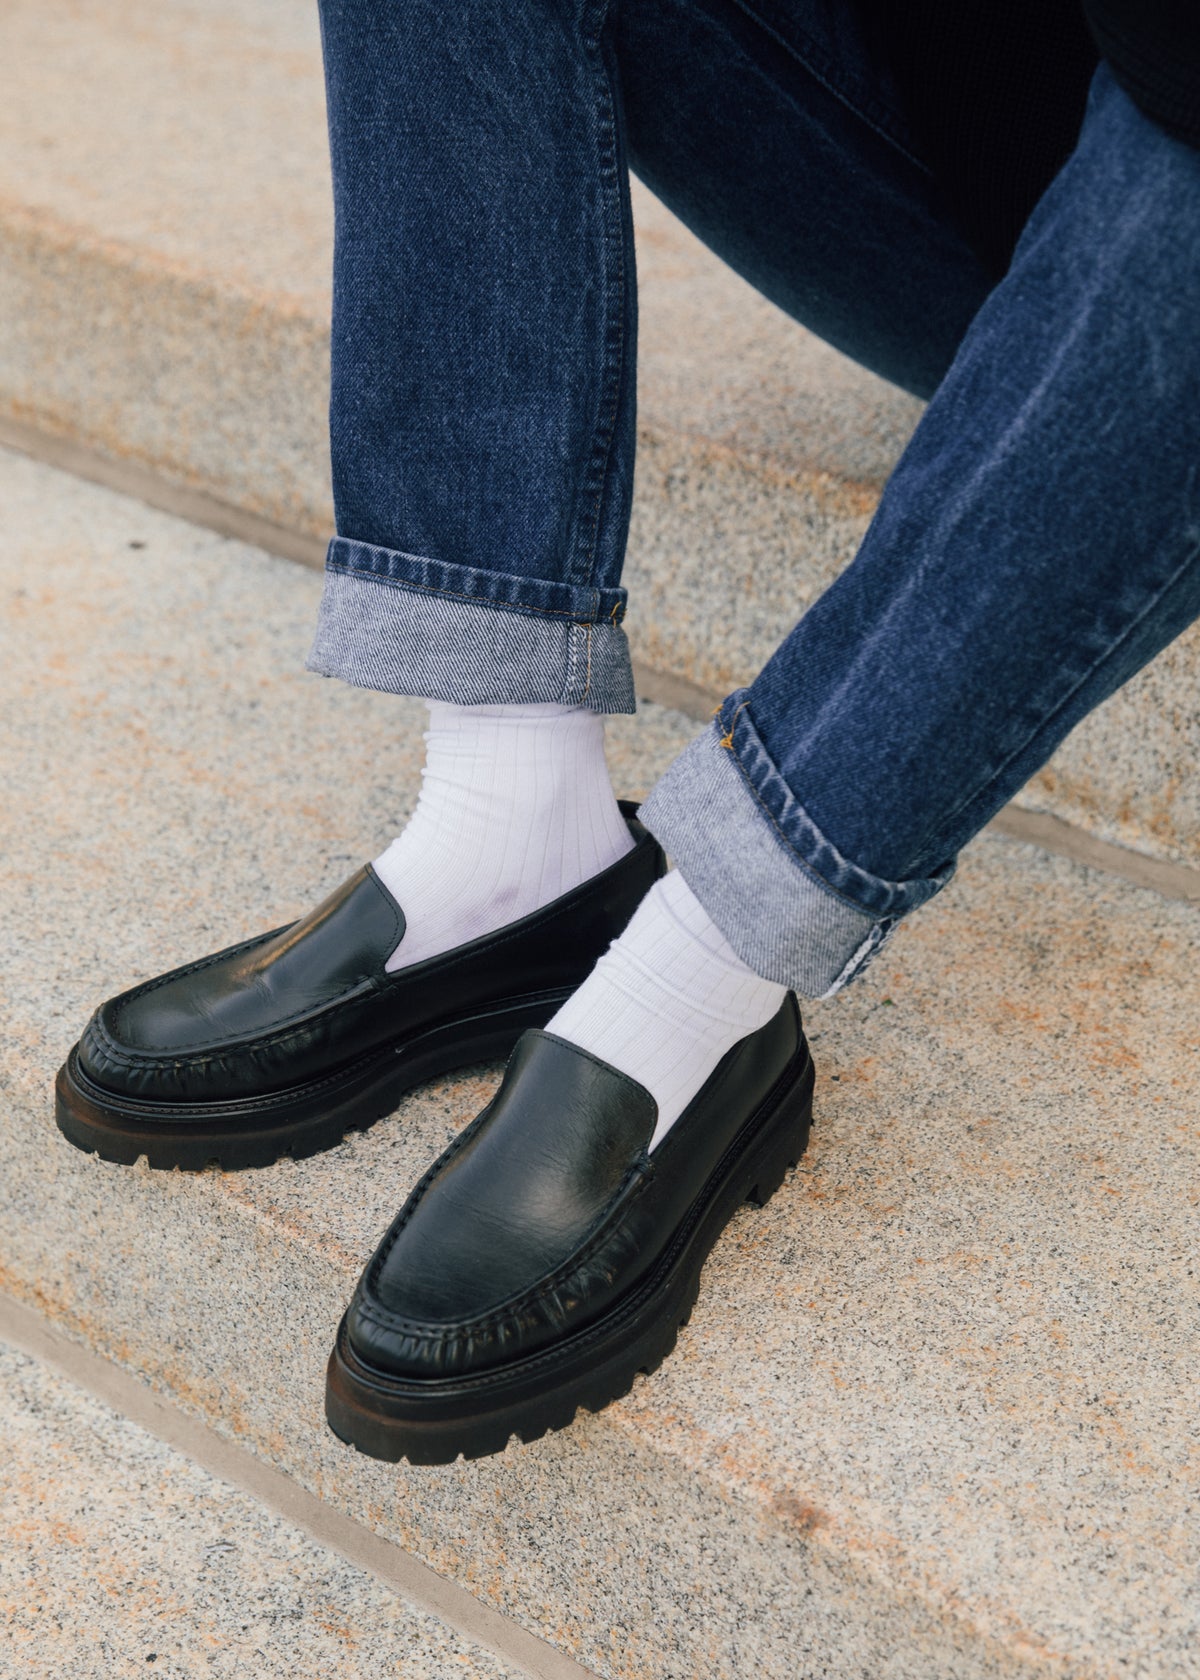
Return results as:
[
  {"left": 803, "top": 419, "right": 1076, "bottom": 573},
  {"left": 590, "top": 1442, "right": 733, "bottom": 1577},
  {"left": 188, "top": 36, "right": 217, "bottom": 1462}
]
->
[
  {"left": 855, "top": 0, "right": 1200, "bottom": 274},
  {"left": 1086, "top": 0, "right": 1200, "bottom": 145}
]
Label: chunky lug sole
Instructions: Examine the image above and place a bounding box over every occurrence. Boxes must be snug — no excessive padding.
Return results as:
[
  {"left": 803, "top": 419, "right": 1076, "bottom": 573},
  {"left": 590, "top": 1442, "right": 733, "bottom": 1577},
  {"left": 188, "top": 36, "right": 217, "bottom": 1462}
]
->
[
  {"left": 55, "top": 989, "right": 573, "bottom": 1172},
  {"left": 325, "top": 1046, "right": 816, "bottom": 1464}
]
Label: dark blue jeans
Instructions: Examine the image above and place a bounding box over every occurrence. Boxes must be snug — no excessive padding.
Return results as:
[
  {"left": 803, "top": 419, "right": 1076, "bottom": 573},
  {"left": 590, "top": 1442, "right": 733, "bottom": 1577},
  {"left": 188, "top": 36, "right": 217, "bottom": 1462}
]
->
[{"left": 309, "top": 0, "right": 1200, "bottom": 995}]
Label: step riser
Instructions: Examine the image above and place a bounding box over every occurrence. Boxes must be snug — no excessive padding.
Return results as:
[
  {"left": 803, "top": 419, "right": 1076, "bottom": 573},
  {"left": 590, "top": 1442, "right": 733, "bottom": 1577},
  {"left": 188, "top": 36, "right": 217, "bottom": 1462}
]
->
[
  {"left": 4, "top": 191, "right": 1198, "bottom": 871},
  {"left": 0, "top": 205, "right": 332, "bottom": 537},
  {"left": 0, "top": 1330, "right": 524, "bottom": 1680}
]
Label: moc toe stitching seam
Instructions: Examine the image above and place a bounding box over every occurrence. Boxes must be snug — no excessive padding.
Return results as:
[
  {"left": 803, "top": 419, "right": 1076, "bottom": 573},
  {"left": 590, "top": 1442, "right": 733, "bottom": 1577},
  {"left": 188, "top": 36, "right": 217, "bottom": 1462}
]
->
[
  {"left": 94, "top": 852, "right": 651, "bottom": 1073},
  {"left": 326, "top": 1006, "right": 816, "bottom": 1458},
  {"left": 103, "top": 928, "right": 286, "bottom": 1016},
  {"left": 87, "top": 984, "right": 381, "bottom": 1070},
  {"left": 355, "top": 1162, "right": 654, "bottom": 1343}
]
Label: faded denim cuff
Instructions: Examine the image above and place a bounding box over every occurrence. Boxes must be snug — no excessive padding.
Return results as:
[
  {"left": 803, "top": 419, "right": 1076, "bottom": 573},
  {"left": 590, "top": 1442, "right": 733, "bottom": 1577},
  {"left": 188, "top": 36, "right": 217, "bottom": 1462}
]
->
[
  {"left": 639, "top": 711, "right": 954, "bottom": 997},
  {"left": 306, "top": 538, "right": 637, "bottom": 714}
]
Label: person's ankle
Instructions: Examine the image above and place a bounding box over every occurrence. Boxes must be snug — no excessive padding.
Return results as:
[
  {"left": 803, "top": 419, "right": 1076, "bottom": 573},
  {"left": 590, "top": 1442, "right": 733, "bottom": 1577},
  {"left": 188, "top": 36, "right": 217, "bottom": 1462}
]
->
[
  {"left": 546, "top": 869, "right": 787, "bottom": 1148},
  {"left": 375, "top": 701, "right": 633, "bottom": 971}
]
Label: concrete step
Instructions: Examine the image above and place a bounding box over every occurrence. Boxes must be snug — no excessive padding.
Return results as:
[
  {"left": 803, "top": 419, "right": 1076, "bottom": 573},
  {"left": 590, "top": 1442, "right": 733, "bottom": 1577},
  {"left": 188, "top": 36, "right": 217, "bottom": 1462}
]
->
[
  {"left": 3, "top": 445, "right": 1200, "bottom": 1678},
  {"left": 0, "top": 1336, "right": 525, "bottom": 1680},
  {"left": 1, "top": 0, "right": 1198, "bottom": 870}
]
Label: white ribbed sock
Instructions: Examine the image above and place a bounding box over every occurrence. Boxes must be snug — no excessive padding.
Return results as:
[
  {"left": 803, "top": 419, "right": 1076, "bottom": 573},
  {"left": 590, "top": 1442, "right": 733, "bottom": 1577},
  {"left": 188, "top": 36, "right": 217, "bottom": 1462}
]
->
[
  {"left": 546, "top": 869, "right": 787, "bottom": 1150},
  {"left": 375, "top": 701, "right": 634, "bottom": 971}
]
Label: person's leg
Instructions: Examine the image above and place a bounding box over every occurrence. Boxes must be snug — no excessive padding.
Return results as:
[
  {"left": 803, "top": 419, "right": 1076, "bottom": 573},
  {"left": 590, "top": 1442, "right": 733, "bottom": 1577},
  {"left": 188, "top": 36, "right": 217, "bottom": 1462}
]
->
[
  {"left": 310, "top": 0, "right": 638, "bottom": 710},
  {"left": 57, "top": 0, "right": 668, "bottom": 1169},
  {"left": 312, "top": 0, "right": 997, "bottom": 1030},
  {"left": 329, "top": 49, "right": 1200, "bottom": 1463},
  {"left": 70, "top": 0, "right": 970, "bottom": 1166},
  {"left": 619, "top": 0, "right": 996, "bottom": 399},
  {"left": 641, "top": 62, "right": 1200, "bottom": 1003},
  {"left": 308, "top": 0, "right": 650, "bottom": 966},
  {"left": 324, "top": 0, "right": 1008, "bottom": 1461},
  {"left": 548, "top": 0, "right": 999, "bottom": 1131}
]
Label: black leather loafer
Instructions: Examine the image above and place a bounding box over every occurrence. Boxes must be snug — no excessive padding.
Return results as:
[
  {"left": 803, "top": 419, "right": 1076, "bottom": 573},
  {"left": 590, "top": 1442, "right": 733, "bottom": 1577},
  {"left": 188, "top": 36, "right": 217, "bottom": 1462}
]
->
[
  {"left": 325, "top": 993, "right": 815, "bottom": 1463},
  {"left": 55, "top": 804, "right": 664, "bottom": 1171}
]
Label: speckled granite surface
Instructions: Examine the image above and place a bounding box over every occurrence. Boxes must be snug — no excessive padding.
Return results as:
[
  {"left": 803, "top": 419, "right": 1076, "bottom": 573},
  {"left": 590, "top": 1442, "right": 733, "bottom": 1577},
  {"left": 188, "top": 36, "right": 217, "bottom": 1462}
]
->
[
  {"left": 1, "top": 449, "right": 1199, "bottom": 1679},
  {"left": 3, "top": 0, "right": 1197, "bottom": 866},
  {"left": 0, "top": 1341, "right": 520, "bottom": 1680}
]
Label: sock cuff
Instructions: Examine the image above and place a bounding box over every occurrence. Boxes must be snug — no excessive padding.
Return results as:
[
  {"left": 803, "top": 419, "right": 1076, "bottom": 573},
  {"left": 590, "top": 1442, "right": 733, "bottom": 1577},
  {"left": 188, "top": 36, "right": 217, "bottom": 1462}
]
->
[{"left": 650, "top": 870, "right": 758, "bottom": 972}]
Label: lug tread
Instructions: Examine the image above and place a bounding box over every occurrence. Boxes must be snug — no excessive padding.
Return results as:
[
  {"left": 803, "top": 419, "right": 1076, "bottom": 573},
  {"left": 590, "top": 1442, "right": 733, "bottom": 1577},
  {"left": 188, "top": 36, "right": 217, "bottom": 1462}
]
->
[{"left": 325, "top": 1134, "right": 808, "bottom": 1466}]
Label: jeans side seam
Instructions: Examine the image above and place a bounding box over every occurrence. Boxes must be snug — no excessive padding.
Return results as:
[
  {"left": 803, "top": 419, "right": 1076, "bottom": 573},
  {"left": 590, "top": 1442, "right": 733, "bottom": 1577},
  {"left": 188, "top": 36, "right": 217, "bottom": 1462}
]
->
[
  {"left": 569, "top": 14, "right": 627, "bottom": 590},
  {"left": 567, "top": 622, "right": 583, "bottom": 704},
  {"left": 912, "top": 533, "right": 1200, "bottom": 873},
  {"left": 817, "top": 921, "right": 896, "bottom": 1000},
  {"left": 718, "top": 731, "right": 880, "bottom": 924},
  {"left": 723, "top": 0, "right": 934, "bottom": 180},
  {"left": 324, "top": 560, "right": 612, "bottom": 627},
  {"left": 564, "top": 623, "right": 576, "bottom": 704}
]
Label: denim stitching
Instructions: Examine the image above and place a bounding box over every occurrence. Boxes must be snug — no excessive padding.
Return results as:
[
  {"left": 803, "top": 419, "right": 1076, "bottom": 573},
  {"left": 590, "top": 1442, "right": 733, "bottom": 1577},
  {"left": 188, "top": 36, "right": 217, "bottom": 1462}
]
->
[
  {"left": 568, "top": 11, "right": 628, "bottom": 591},
  {"left": 717, "top": 724, "right": 886, "bottom": 923},
  {"left": 565, "top": 622, "right": 581, "bottom": 704},
  {"left": 324, "top": 559, "right": 618, "bottom": 626},
  {"left": 817, "top": 920, "right": 895, "bottom": 1000},
  {"left": 327, "top": 542, "right": 625, "bottom": 620},
  {"left": 723, "top": 0, "right": 933, "bottom": 178},
  {"left": 718, "top": 698, "right": 952, "bottom": 916},
  {"left": 717, "top": 699, "right": 749, "bottom": 748}
]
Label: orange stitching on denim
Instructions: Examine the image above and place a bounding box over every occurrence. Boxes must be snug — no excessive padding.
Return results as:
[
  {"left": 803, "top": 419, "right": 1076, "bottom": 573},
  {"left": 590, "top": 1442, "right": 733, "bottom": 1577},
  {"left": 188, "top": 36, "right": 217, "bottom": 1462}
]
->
[{"left": 718, "top": 699, "right": 749, "bottom": 749}]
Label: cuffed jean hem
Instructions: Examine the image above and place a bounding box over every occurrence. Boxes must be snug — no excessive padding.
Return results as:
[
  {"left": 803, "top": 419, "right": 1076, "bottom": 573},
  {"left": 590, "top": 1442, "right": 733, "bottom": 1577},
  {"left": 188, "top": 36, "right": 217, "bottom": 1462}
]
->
[
  {"left": 306, "top": 539, "right": 637, "bottom": 714},
  {"left": 639, "top": 716, "right": 953, "bottom": 997}
]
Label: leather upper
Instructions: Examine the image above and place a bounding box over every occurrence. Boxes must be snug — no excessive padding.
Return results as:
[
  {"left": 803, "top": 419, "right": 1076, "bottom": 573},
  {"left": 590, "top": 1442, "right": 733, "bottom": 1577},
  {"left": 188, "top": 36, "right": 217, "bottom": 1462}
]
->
[
  {"left": 77, "top": 808, "right": 663, "bottom": 1103},
  {"left": 344, "top": 995, "right": 805, "bottom": 1382}
]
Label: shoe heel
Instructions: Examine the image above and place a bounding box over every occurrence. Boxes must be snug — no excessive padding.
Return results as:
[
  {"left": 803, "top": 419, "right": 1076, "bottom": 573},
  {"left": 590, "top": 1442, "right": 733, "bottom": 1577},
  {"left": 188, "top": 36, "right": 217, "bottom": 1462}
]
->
[{"left": 743, "top": 1052, "right": 815, "bottom": 1208}]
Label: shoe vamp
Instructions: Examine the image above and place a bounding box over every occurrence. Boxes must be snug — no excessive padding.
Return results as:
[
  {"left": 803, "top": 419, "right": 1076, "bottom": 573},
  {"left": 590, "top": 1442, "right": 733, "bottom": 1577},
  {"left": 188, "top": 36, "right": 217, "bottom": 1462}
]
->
[
  {"left": 113, "top": 955, "right": 369, "bottom": 1053},
  {"left": 360, "top": 1177, "right": 656, "bottom": 1377},
  {"left": 357, "top": 1032, "right": 661, "bottom": 1376},
  {"left": 111, "top": 866, "right": 402, "bottom": 1054}
]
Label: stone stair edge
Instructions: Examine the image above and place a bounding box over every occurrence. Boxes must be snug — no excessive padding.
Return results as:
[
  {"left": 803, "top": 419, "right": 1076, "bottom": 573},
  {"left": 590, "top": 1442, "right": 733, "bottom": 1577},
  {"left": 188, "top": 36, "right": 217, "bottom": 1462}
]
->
[
  {"left": 0, "top": 1007, "right": 936, "bottom": 1632},
  {"left": 0, "top": 189, "right": 886, "bottom": 521},
  {"left": 0, "top": 1147, "right": 1072, "bottom": 1680},
  {"left": 0, "top": 1291, "right": 595, "bottom": 1680},
  {"left": 0, "top": 190, "right": 318, "bottom": 310}
]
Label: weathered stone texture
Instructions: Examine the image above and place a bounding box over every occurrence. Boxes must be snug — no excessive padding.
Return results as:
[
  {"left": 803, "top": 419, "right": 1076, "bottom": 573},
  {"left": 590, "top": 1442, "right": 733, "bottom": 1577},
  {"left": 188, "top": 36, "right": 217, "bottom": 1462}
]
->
[{"left": 2, "top": 449, "right": 1199, "bottom": 1680}]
